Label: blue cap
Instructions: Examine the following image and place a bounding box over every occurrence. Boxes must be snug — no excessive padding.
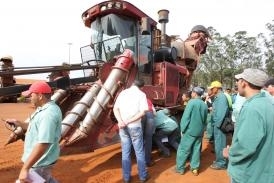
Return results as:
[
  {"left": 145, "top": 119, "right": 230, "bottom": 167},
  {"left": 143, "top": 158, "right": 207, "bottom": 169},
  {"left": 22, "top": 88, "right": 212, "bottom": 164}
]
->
[{"left": 192, "top": 87, "right": 204, "bottom": 96}]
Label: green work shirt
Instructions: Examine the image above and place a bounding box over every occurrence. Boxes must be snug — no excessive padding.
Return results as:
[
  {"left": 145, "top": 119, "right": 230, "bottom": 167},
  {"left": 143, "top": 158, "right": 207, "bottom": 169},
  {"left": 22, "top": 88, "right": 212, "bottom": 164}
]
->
[
  {"left": 212, "top": 92, "right": 229, "bottom": 128},
  {"left": 180, "top": 98, "right": 208, "bottom": 137},
  {"left": 154, "top": 109, "right": 178, "bottom": 133},
  {"left": 22, "top": 101, "right": 62, "bottom": 167},
  {"left": 228, "top": 92, "right": 274, "bottom": 183}
]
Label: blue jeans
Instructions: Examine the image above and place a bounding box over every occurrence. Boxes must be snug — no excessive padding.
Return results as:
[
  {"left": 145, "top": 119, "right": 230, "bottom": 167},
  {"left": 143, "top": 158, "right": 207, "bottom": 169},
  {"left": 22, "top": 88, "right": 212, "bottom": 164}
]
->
[
  {"left": 142, "top": 111, "right": 155, "bottom": 164},
  {"left": 213, "top": 125, "right": 227, "bottom": 167},
  {"left": 119, "top": 126, "right": 147, "bottom": 181}
]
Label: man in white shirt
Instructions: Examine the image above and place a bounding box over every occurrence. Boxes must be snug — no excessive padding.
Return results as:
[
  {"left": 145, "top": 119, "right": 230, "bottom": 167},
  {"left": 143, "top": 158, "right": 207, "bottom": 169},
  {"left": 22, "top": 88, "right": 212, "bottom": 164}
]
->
[{"left": 113, "top": 79, "right": 149, "bottom": 183}]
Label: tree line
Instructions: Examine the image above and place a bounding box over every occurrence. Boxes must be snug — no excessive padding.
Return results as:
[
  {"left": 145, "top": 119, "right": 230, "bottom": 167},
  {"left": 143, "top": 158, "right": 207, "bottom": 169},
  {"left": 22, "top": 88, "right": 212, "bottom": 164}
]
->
[{"left": 193, "top": 20, "right": 274, "bottom": 90}]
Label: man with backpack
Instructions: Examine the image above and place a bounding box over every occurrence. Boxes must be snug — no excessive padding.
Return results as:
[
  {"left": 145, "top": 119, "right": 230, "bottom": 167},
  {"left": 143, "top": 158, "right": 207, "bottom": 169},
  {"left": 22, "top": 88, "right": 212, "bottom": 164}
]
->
[{"left": 208, "top": 81, "right": 229, "bottom": 170}]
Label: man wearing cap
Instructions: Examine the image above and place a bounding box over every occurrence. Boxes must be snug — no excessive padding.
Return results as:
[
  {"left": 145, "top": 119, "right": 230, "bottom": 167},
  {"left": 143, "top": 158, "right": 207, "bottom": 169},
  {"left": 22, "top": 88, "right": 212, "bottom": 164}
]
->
[
  {"left": 0, "top": 55, "right": 17, "bottom": 102},
  {"left": 209, "top": 80, "right": 229, "bottom": 170},
  {"left": 223, "top": 68, "right": 274, "bottom": 183},
  {"left": 5, "top": 81, "right": 62, "bottom": 183},
  {"left": 48, "top": 62, "right": 70, "bottom": 82},
  {"left": 175, "top": 87, "right": 208, "bottom": 176},
  {"left": 0, "top": 54, "right": 15, "bottom": 87},
  {"left": 190, "top": 25, "right": 211, "bottom": 39},
  {"left": 188, "top": 25, "right": 211, "bottom": 54}
]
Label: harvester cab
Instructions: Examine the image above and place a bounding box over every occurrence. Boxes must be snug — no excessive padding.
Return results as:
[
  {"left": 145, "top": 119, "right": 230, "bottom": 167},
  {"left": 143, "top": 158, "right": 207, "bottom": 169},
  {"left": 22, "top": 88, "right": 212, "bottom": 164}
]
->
[
  {"left": 80, "top": 0, "right": 210, "bottom": 107},
  {"left": 2, "top": 0, "right": 210, "bottom": 154}
]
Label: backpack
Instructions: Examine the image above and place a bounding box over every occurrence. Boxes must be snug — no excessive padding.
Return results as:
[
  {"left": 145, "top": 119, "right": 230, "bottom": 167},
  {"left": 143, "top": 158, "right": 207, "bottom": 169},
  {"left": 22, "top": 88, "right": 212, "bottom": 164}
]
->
[{"left": 219, "top": 110, "right": 234, "bottom": 134}]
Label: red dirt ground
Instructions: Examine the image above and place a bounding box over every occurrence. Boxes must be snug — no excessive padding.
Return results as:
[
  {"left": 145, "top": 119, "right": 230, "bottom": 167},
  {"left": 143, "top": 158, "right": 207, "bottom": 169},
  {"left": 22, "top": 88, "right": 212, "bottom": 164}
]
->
[{"left": 0, "top": 102, "right": 230, "bottom": 183}]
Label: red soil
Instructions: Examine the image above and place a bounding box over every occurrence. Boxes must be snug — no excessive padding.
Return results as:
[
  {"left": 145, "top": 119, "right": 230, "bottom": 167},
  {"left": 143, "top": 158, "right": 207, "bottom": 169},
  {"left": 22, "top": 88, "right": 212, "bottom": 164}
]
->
[{"left": 0, "top": 102, "right": 230, "bottom": 183}]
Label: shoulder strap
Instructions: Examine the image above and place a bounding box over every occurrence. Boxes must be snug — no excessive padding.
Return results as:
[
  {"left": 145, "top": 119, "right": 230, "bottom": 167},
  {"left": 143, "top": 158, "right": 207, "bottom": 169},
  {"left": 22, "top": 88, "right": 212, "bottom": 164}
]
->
[{"left": 224, "top": 93, "right": 232, "bottom": 110}]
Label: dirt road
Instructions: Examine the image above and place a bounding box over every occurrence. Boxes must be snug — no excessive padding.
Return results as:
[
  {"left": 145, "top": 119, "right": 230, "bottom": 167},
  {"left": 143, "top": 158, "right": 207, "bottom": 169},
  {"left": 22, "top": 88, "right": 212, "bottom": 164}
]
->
[{"left": 0, "top": 103, "right": 230, "bottom": 183}]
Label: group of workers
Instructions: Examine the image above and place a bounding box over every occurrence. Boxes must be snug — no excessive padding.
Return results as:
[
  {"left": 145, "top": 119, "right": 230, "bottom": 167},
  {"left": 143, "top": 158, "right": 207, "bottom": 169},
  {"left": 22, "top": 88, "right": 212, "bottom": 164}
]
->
[
  {"left": 112, "top": 77, "right": 209, "bottom": 182},
  {"left": 113, "top": 68, "right": 274, "bottom": 183}
]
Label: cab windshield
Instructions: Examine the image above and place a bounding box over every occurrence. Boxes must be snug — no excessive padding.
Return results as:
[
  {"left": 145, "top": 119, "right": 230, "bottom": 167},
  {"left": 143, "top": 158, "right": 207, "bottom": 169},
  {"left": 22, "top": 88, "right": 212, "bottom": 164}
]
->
[{"left": 90, "top": 14, "right": 137, "bottom": 61}]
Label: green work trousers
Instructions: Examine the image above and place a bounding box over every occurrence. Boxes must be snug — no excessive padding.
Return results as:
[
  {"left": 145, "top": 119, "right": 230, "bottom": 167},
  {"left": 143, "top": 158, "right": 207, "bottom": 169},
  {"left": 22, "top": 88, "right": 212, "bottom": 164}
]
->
[
  {"left": 176, "top": 133, "right": 202, "bottom": 172},
  {"left": 206, "top": 112, "right": 213, "bottom": 140}
]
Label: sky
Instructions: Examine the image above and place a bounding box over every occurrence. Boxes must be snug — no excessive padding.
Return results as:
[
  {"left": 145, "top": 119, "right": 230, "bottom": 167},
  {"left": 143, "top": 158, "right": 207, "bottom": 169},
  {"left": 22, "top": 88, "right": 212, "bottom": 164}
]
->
[{"left": 0, "top": 0, "right": 273, "bottom": 79}]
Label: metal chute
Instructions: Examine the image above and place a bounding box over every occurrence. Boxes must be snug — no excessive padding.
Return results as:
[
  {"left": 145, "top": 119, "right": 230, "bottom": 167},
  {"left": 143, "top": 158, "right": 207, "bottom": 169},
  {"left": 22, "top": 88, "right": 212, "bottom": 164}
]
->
[{"left": 64, "top": 49, "right": 135, "bottom": 146}]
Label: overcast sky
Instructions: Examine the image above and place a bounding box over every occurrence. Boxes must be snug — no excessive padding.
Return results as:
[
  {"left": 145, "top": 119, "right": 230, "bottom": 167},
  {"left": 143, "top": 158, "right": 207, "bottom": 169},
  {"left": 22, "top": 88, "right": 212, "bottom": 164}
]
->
[{"left": 0, "top": 0, "right": 273, "bottom": 78}]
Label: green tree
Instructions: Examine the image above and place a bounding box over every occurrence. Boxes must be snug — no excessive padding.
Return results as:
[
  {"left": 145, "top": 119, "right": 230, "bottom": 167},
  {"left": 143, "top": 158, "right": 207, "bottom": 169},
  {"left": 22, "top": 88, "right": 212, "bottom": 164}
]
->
[
  {"left": 261, "top": 20, "right": 274, "bottom": 76},
  {"left": 196, "top": 27, "right": 263, "bottom": 89}
]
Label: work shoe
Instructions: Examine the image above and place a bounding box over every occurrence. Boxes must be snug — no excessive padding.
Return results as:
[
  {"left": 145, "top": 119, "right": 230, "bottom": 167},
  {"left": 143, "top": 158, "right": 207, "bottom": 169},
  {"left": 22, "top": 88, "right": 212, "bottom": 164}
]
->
[
  {"left": 139, "top": 174, "right": 150, "bottom": 183},
  {"left": 146, "top": 161, "right": 155, "bottom": 167},
  {"left": 159, "top": 151, "right": 171, "bottom": 158},
  {"left": 172, "top": 168, "right": 184, "bottom": 175},
  {"left": 191, "top": 169, "right": 199, "bottom": 176},
  {"left": 210, "top": 164, "right": 226, "bottom": 170},
  {"left": 123, "top": 176, "right": 132, "bottom": 183}
]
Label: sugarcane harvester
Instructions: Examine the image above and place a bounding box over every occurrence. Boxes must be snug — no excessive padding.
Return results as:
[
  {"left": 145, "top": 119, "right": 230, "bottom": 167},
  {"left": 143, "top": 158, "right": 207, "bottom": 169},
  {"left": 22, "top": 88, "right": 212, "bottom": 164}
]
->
[{"left": 3, "top": 0, "right": 210, "bottom": 153}]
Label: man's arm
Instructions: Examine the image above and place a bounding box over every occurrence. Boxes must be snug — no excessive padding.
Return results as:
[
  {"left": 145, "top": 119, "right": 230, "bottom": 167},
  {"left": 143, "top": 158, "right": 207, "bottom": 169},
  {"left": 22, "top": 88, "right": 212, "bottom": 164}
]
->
[
  {"left": 124, "top": 110, "right": 146, "bottom": 125},
  {"left": 180, "top": 100, "right": 193, "bottom": 133},
  {"left": 125, "top": 94, "right": 148, "bottom": 125},
  {"left": 5, "top": 118, "right": 29, "bottom": 131},
  {"left": 113, "top": 108, "right": 126, "bottom": 128},
  {"left": 18, "top": 143, "right": 49, "bottom": 182}
]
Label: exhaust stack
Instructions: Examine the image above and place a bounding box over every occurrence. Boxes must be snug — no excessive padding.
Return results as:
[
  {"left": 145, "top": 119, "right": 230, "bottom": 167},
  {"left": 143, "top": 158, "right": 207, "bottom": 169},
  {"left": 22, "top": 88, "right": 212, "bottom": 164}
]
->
[{"left": 158, "top": 9, "right": 169, "bottom": 47}]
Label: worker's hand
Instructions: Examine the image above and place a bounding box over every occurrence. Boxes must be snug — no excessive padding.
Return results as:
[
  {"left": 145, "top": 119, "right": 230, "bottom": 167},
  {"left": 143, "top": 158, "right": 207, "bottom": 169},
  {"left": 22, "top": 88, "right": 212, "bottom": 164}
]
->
[
  {"left": 3, "top": 118, "right": 20, "bottom": 131},
  {"left": 18, "top": 168, "right": 31, "bottom": 183},
  {"left": 118, "top": 121, "right": 126, "bottom": 129},
  {"left": 223, "top": 145, "right": 230, "bottom": 159},
  {"left": 4, "top": 118, "right": 29, "bottom": 131},
  {"left": 4, "top": 118, "right": 19, "bottom": 125}
]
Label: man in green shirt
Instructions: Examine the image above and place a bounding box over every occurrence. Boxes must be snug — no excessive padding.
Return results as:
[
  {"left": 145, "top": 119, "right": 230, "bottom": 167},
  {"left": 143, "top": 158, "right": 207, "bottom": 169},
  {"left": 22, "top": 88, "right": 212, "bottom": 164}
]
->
[
  {"left": 209, "top": 81, "right": 229, "bottom": 170},
  {"left": 153, "top": 108, "right": 179, "bottom": 158},
  {"left": 175, "top": 87, "right": 208, "bottom": 176},
  {"left": 223, "top": 68, "right": 274, "bottom": 183},
  {"left": 5, "top": 81, "right": 62, "bottom": 183}
]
